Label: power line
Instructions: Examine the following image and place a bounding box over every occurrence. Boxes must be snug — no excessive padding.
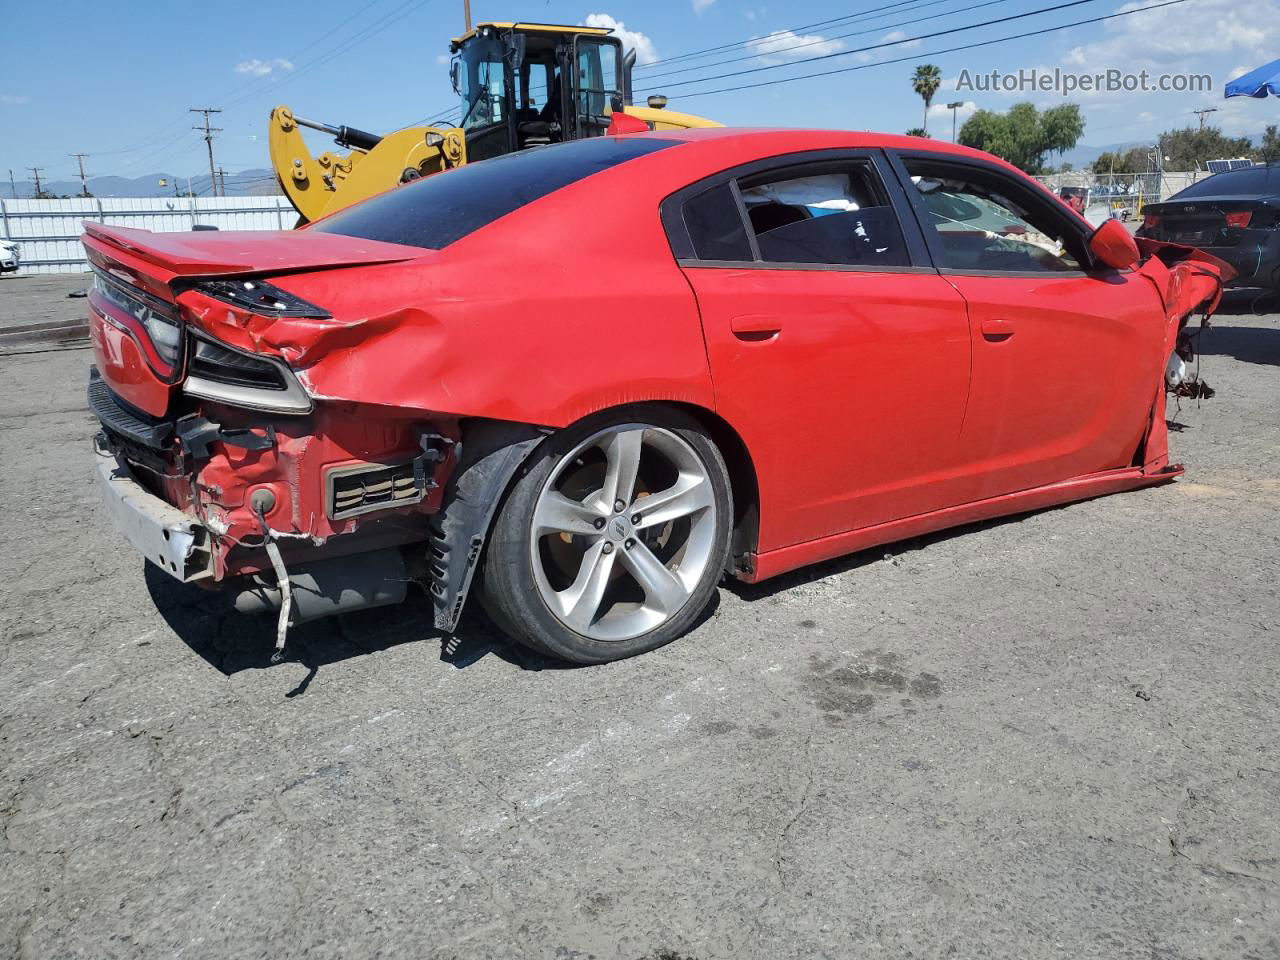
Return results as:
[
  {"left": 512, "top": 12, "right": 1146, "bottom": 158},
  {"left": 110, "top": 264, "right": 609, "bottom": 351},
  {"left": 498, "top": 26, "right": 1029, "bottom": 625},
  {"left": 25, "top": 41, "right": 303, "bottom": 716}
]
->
[
  {"left": 641, "top": 0, "right": 1192, "bottom": 101},
  {"left": 191, "top": 108, "right": 223, "bottom": 197},
  {"left": 60, "top": 0, "right": 410, "bottom": 163},
  {"left": 636, "top": 0, "right": 1113, "bottom": 95},
  {"left": 636, "top": 0, "right": 936, "bottom": 69},
  {"left": 641, "top": 0, "right": 1017, "bottom": 83},
  {"left": 218, "top": 0, "right": 435, "bottom": 111}
]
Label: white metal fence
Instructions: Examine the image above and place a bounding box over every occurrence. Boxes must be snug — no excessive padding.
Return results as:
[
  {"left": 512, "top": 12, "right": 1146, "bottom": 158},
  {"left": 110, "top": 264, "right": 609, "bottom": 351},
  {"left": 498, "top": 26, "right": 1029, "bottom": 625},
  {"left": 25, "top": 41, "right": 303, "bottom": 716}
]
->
[{"left": 0, "top": 196, "right": 296, "bottom": 275}]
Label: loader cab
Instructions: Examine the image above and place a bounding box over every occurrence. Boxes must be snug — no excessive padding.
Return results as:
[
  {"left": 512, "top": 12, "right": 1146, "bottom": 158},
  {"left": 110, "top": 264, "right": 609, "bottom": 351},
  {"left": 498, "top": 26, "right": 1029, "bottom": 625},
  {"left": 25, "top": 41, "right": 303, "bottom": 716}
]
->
[{"left": 451, "top": 23, "right": 625, "bottom": 162}]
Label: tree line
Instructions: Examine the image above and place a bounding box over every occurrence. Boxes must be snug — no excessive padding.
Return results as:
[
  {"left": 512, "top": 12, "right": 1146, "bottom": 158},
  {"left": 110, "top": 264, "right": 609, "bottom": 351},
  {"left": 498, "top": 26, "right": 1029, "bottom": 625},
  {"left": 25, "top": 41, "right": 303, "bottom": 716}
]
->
[{"left": 903, "top": 62, "right": 1280, "bottom": 175}]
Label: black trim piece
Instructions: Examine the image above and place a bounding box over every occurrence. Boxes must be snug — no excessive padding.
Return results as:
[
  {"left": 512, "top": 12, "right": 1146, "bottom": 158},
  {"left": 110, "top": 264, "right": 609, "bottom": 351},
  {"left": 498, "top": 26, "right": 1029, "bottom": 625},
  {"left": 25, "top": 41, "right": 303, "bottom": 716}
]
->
[
  {"left": 87, "top": 367, "right": 173, "bottom": 451},
  {"left": 428, "top": 420, "right": 545, "bottom": 632},
  {"left": 936, "top": 267, "right": 1091, "bottom": 279},
  {"left": 677, "top": 258, "right": 939, "bottom": 275},
  {"left": 727, "top": 177, "right": 761, "bottom": 263}
]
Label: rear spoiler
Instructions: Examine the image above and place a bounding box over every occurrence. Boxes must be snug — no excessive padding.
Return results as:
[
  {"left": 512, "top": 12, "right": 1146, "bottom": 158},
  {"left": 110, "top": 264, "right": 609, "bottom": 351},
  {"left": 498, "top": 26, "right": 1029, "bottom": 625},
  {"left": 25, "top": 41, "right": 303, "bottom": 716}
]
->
[{"left": 82, "top": 222, "right": 422, "bottom": 280}]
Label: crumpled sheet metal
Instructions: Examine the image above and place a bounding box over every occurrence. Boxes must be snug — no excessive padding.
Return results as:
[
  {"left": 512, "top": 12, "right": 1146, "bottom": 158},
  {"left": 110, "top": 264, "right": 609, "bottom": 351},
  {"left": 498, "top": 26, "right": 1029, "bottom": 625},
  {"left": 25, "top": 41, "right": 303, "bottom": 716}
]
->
[{"left": 1135, "top": 237, "right": 1235, "bottom": 323}]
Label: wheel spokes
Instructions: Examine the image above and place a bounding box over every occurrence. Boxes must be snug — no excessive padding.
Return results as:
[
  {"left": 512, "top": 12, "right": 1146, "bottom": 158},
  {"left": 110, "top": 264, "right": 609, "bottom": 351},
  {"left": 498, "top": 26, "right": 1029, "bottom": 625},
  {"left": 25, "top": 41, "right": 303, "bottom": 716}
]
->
[
  {"left": 600, "top": 429, "right": 643, "bottom": 508},
  {"left": 633, "top": 472, "right": 713, "bottom": 530},
  {"left": 618, "top": 539, "right": 690, "bottom": 615},
  {"left": 554, "top": 539, "right": 617, "bottom": 631},
  {"left": 533, "top": 490, "right": 604, "bottom": 537}
]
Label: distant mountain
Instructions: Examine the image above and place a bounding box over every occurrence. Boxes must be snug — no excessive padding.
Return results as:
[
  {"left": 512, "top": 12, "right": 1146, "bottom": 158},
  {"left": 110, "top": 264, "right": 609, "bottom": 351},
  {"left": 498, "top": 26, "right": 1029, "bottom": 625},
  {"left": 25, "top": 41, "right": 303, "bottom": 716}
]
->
[{"left": 5, "top": 169, "right": 282, "bottom": 200}]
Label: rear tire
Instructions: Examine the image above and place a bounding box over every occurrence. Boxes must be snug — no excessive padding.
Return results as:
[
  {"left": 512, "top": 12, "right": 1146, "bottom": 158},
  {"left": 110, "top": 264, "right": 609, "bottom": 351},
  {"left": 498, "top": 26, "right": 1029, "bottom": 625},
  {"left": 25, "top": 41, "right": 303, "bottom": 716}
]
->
[{"left": 480, "top": 406, "right": 732, "bottom": 664}]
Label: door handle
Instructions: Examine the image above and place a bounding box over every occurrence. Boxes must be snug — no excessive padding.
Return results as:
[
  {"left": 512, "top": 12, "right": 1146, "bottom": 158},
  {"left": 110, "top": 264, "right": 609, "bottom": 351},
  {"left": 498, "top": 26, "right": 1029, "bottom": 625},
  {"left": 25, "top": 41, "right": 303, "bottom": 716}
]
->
[
  {"left": 730, "top": 315, "right": 783, "bottom": 341},
  {"left": 981, "top": 318, "right": 1015, "bottom": 342}
]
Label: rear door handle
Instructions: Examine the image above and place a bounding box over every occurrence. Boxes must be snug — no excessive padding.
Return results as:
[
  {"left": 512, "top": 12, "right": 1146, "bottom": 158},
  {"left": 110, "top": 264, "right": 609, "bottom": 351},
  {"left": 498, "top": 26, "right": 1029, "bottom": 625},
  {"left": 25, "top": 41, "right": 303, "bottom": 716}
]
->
[
  {"left": 730, "top": 315, "right": 783, "bottom": 340},
  {"left": 981, "top": 318, "right": 1015, "bottom": 342}
]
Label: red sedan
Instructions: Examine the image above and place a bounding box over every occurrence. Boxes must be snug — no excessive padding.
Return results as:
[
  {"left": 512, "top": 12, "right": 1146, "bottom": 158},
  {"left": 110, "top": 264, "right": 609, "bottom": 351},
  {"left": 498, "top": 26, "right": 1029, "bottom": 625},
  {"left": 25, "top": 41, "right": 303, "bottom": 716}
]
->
[{"left": 84, "top": 129, "right": 1229, "bottom": 664}]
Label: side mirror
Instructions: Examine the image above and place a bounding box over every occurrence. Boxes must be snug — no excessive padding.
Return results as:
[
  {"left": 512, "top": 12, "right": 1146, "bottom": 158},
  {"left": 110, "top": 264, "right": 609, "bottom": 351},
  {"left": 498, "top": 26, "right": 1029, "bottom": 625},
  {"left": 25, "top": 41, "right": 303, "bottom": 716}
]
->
[
  {"left": 449, "top": 58, "right": 461, "bottom": 95},
  {"left": 1088, "top": 218, "right": 1140, "bottom": 270}
]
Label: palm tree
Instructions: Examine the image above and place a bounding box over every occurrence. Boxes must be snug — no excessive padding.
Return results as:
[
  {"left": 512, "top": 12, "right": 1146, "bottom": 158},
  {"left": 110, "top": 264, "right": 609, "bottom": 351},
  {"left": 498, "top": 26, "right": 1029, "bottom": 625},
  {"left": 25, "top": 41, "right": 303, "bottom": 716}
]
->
[{"left": 912, "top": 64, "right": 942, "bottom": 136}]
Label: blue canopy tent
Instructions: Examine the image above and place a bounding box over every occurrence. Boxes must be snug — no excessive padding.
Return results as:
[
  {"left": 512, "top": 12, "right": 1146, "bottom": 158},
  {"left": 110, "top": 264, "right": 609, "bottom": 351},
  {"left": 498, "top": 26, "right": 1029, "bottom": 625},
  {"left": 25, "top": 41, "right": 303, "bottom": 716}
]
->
[{"left": 1225, "top": 59, "right": 1280, "bottom": 98}]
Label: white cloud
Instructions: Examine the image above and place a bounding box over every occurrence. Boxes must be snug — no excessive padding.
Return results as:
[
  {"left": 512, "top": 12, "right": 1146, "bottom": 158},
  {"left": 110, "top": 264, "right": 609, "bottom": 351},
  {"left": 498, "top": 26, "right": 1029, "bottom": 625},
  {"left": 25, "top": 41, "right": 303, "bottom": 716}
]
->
[
  {"left": 852, "top": 30, "right": 922, "bottom": 64},
  {"left": 233, "top": 58, "right": 294, "bottom": 77},
  {"left": 747, "top": 29, "right": 844, "bottom": 64},
  {"left": 436, "top": 54, "right": 451, "bottom": 65},
  {"left": 0, "top": 94, "right": 30, "bottom": 105},
  {"left": 584, "top": 14, "right": 659, "bottom": 65},
  {"left": 1052, "top": 0, "right": 1274, "bottom": 73},
  {"left": 693, "top": 0, "right": 716, "bottom": 13}
]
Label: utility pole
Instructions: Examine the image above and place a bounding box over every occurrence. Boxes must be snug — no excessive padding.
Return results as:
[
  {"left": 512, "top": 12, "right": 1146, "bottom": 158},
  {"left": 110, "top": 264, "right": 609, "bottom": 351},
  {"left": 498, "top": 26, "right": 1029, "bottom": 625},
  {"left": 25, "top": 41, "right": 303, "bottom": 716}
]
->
[
  {"left": 26, "top": 167, "right": 44, "bottom": 198},
  {"left": 69, "top": 153, "right": 92, "bottom": 197},
  {"left": 7, "top": 169, "right": 16, "bottom": 200},
  {"left": 1192, "top": 107, "right": 1218, "bottom": 131},
  {"left": 190, "top": 107, "right": 223, "bottom": 196},
  {"left": 946, "top": 101, "right": 965, "bottom": 142},
  {"left": 463, "top": 0, "right": 471, "bottom": 30},
  {"left": 217, "top": 166, "right": 227, "bottom": 197}
]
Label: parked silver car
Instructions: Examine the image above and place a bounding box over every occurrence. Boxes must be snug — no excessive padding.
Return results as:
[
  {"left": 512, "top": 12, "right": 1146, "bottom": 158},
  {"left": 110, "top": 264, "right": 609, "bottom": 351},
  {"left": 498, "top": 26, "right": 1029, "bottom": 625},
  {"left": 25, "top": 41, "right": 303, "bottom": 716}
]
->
[{"left": 0, "top": 239, "right": 20, "bottom": 274}]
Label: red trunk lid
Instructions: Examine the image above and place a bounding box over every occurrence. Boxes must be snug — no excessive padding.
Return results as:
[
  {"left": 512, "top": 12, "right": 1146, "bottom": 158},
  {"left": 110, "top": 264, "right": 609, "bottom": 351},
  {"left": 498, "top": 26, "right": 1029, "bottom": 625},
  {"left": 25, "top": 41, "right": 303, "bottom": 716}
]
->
[{"left": 82, "top": 224, "right": 422, "bottom": 416}]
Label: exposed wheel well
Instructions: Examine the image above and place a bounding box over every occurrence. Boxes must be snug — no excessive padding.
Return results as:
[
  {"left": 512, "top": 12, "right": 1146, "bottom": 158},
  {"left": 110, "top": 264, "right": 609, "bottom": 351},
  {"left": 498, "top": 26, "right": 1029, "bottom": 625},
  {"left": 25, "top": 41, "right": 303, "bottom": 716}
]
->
[{"left": 438, "top": 403, "right": 760, "bottom": 632}]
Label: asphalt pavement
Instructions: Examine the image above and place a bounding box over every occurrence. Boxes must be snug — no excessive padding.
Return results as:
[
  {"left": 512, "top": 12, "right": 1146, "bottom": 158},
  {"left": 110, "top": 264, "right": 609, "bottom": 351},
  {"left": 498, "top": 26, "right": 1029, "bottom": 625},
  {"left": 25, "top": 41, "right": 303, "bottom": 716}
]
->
[{"left": 1, "top": 280, "right": 1277, "bottom": 960}]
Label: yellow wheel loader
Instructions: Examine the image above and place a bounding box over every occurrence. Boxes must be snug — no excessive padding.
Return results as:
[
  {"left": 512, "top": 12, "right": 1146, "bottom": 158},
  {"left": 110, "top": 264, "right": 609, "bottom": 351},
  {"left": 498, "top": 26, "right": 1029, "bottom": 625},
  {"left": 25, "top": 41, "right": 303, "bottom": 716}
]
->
[{"left": 270, "top": 21, "right": 721, "bottom": 223}]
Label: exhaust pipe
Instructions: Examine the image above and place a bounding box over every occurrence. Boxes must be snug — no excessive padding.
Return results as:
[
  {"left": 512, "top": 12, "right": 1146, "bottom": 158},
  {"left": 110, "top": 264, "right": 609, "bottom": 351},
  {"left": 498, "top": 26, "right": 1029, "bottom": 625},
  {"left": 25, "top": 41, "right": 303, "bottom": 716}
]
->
[{"left": 234, "top": 549, "right": 408, "bottom": 623}]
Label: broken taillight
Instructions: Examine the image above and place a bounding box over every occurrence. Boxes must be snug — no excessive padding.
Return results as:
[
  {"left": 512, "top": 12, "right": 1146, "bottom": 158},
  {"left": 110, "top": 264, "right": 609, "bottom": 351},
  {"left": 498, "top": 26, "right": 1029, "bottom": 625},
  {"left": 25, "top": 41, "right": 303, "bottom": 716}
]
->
[
  {"left": 194, "top": 278, "right": 331, "bottom": 318},
  {"left": 1142, "top": 212, "right": 1160, "bottom": 230},
  {"left": 1223, "top": 210, "right": 1253, "bottom": 229}
]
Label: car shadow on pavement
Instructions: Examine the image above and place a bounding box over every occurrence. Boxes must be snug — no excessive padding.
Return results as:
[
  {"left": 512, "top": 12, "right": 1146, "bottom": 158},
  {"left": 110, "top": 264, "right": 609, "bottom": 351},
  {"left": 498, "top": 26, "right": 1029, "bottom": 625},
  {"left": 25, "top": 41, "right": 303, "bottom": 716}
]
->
[
  {"left": 724, "top": 505, "right": 1081, "bottom": 602},
  {"left": 143, "top": 564, "right": 582, "bottom": 693},
  {"left": 144, "top": 563, "right": 722, "bottom": 692},
  {"left": 1191, "top": 323, "right": 1280, "bottom": 368}
]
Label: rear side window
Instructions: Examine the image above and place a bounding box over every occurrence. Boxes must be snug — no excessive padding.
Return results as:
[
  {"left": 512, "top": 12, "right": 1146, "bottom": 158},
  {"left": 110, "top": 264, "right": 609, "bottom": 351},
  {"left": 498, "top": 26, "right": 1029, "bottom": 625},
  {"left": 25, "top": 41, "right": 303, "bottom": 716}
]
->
[
  {"left": 310, "top": 136, "right": 681, "bottom": 249},
  {"left": 1173, "top": 166, "right": 1280, "bottom": 199},
  {"left": 683, "top": 183, "right": 754, "bottom": 262}
]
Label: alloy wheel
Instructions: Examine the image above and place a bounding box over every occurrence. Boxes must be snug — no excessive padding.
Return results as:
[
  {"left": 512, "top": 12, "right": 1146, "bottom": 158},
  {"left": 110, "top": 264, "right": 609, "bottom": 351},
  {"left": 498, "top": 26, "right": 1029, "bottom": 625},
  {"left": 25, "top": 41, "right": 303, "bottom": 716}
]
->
[{"left": 528, "top": 424, "right": 718, "bottom": 641}]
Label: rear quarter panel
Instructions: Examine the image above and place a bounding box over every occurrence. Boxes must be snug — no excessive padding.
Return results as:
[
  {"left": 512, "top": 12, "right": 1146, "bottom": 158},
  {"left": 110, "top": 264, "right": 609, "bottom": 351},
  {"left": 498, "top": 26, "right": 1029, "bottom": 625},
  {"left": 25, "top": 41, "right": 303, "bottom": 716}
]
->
[{"left": 268, "top": 151, "right": 725, "bottom": 428}]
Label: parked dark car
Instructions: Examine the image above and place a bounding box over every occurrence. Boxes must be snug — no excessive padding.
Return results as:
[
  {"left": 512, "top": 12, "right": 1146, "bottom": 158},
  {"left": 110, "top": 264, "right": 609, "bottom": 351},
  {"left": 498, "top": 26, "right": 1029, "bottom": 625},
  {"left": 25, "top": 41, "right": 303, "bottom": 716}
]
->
[{"left": 1137, "top": 165, "right": 1280, "bottom": 292}]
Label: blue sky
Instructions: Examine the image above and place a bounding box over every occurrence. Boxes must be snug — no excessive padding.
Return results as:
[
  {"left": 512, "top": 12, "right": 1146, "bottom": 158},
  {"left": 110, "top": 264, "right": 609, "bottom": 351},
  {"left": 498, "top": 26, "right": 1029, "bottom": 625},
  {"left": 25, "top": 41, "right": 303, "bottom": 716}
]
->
[{"left": 1, "top": 0, "right": 1275, "bottom": 183}]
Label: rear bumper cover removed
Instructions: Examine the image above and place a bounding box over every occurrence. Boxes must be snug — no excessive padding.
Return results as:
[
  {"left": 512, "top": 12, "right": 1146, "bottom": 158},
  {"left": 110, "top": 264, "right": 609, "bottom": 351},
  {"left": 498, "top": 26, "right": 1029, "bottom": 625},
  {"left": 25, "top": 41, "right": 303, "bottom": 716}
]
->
[{"left": 94, "top": 447, "right": 213, "bottom": 582}]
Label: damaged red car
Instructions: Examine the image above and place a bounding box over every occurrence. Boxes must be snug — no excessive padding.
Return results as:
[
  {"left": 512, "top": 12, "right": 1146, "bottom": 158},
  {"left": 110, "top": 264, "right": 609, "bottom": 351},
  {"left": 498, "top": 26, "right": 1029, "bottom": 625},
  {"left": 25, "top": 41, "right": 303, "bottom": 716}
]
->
[{"left": 85, "top": 129, "right": 1230, "bottom": 664}]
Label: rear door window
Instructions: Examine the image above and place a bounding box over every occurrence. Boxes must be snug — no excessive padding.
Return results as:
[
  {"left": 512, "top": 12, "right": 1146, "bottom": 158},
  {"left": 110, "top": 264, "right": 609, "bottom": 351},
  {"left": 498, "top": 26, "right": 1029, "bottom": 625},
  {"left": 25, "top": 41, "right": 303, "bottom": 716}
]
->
[
  {"left": 667, "top": 156, "right": 913, "bottom": 268},
  {"left": 738, "top": 164, "right": 909, "bottom": 267},
  {"left": 310, "top": 136, "right": 680, "bottom": 249}
]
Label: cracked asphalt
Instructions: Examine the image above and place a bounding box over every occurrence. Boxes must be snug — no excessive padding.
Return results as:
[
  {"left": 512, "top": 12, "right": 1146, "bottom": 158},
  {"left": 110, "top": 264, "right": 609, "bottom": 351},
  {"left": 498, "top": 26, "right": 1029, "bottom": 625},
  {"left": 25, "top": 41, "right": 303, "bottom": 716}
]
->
[{"left": 1, "top": 282, "right": 1278, "bottom": 959}]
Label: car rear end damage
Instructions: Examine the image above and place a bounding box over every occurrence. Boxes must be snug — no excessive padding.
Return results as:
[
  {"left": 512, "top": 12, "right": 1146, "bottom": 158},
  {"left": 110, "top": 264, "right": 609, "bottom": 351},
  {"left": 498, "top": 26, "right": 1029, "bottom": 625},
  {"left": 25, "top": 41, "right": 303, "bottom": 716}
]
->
[{"left": 85, "top": 223, "right": 465, "bottom": 656}]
